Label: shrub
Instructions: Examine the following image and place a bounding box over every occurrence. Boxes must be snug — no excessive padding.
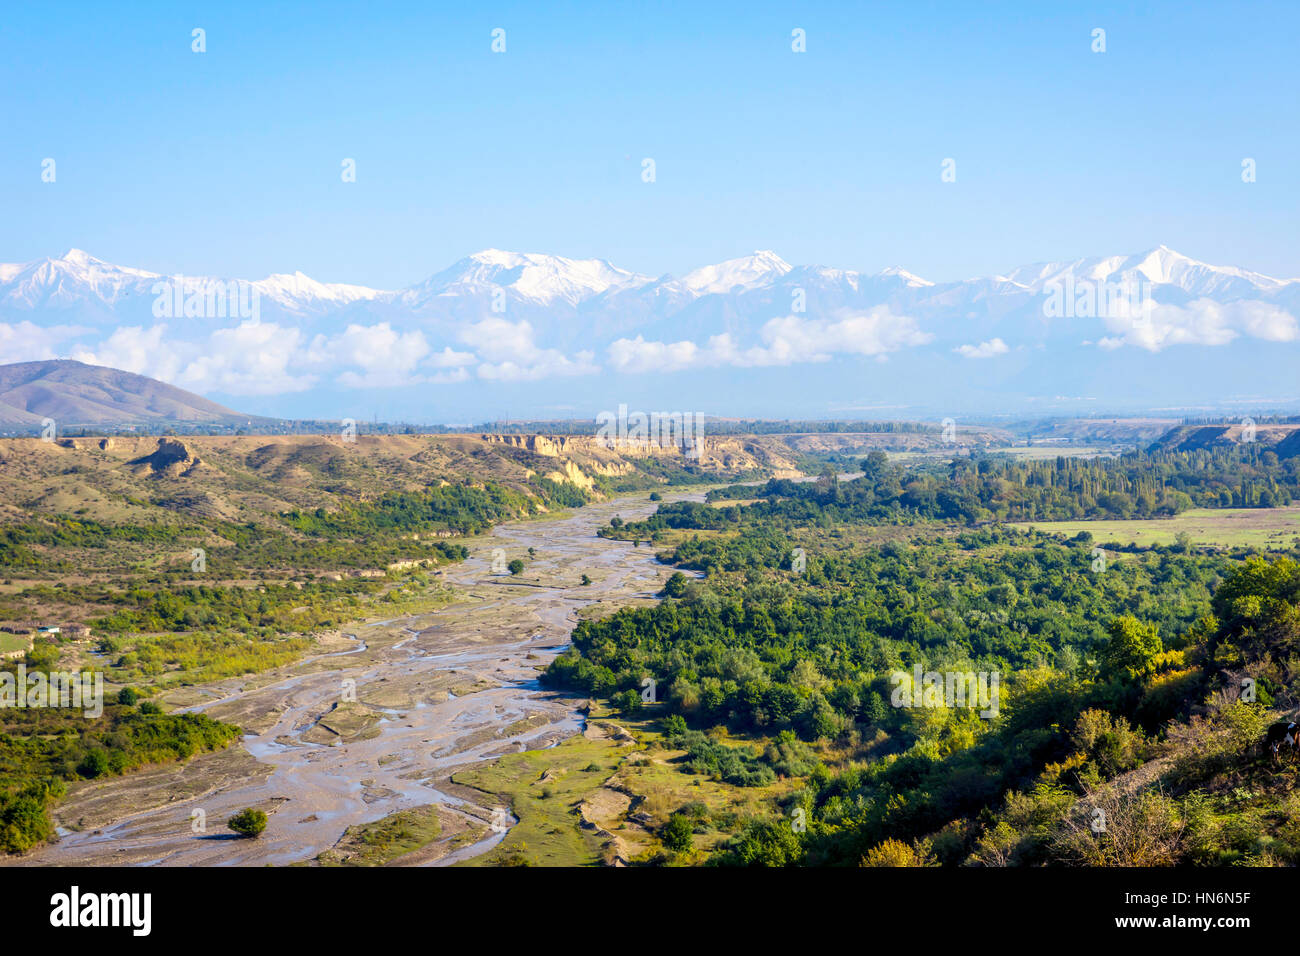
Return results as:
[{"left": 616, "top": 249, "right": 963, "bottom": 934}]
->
[
  {"left": 861, "top": 838, "right": 937, "bottom": 867},
  {"left": 76, "top": 750, "right": 110, "bottom": 779},
  {"left": 662, "top": 813, "right": 694, "bottom": 853},
  {"left": 662, "top": 713, "right": 688, "bottom": 737},
  {"left": 228, "top": 808, "right": 267, "bottom": 838},
  {"left": 613, "top": 688, "right": 642, "bottom": 714}
]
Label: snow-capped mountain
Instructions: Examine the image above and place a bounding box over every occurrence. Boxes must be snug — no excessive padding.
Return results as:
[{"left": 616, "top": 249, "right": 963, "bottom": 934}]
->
[
  {"left": 679, "top": 250, "right": 793, "bottom": 296},
  {"left": 998, "top": 245, "right": 1292, "bottom": 298},
  {"left": 401, "top": 249, "right": 651, "bottom": 308},
  {"left": 1, "top": 244, "right": 1297, "bottom": 421},
  {"left": 6, "top": 244, "right": 1292, "bottom": 332},
  {"left": 250, "top": 271, "right": 385, "bottom": 314},
  {"left": 0, "top": 249, "right": 385, "bottom": 323},
  {"left": 0, "top": 249, "right": 160, "bottom": 313}
]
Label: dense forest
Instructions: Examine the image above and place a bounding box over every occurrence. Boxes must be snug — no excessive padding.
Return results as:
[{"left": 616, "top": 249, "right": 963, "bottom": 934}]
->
[
  {"left": 546, "top": 530, "right": 1227, "bottom": 742},
  {"left": 549, "top": 450, "right": 1300, "bottom": 866},
  {"left": 607, "top": 445, "right": 1300, "bottom": 537}
]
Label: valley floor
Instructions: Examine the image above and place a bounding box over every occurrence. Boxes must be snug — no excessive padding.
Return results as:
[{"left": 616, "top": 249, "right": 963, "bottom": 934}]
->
[
  {"left": 1012, "top": 504, "right": 1300, "bottom": 550},
  {"left": 2, "top": 491, "right": 690, "bottom": 867}
]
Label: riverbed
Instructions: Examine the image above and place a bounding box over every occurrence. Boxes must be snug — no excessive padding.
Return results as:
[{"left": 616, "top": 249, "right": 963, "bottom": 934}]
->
[{"left": 6, "top": 490, "right": 695, "bottom": 867}]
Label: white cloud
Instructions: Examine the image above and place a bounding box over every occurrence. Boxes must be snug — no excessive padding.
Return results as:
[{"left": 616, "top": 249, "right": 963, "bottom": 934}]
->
[
  {"left": 607, "top": 334, "right": 737, "bottom": 373},
  {"left": 458, "top": 317, "right": 599, "bottom": 381},
  {"left": 306, "top": 322, "right": 469, "bottom": 388},
  {"left": 180, "top": 322, "right": 317, "bottom": 395},
  {"left": 1097, "top": 298, "right": 1299, "bottom": 351},
  {"left": 54, "top": 320, "right": 494, "bottom": 395},
  {"left": 0, "top": 321, "right": 86, "bottom": 363},
  {"left": 608, "top": 307, "right": 931, "bottom": 372},
  {"left": 71, "top": 322, "right": 318, "bottom": 395},
  {"left": 953, "top": 338, "right": 1010, "bottom": 359},
  {"left": 427, "top": 346, "right": 477, "bottom": 369},
  {"left": 71, "top": 325, "right": 189, "bottom": 384}
]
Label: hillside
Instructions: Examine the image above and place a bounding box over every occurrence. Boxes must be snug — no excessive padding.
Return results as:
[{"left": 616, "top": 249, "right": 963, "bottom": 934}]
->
[
  {"left": 0, "top": 431, "right": 801, "bottom": 530},
  {"left": 1150, "top": 422, "right": 1300, "bottom": 455},
  {"left": 0, "top": 360, "right": 256, "bottom": 426}
]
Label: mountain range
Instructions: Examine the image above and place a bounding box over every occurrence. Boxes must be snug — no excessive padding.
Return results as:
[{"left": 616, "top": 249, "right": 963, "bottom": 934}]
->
[{"left": 1, "top": 246, "right": 1297, "bottom": 421}]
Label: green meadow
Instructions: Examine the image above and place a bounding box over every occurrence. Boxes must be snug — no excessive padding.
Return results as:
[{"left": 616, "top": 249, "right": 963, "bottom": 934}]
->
[{"left": 1012, "top": 505, "right": 1300, "bottom": 549}]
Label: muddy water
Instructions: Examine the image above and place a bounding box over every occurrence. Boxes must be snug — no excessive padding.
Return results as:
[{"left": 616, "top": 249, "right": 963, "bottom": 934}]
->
[{"left": 10, "top": 491, "right": 697, "bottom": 867}]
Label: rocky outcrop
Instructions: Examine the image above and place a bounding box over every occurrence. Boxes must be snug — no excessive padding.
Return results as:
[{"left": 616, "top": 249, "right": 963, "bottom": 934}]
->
[
  {"left": 478, "top": 432, "right": 803, "bottom": 480},
  {"left": 129, "top": 438, "right": 205, "bottom": 478}
]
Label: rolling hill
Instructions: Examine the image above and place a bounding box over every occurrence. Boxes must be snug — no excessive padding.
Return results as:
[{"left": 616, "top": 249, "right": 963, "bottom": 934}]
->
[{"left": 0, "top": 360, "right": 257, "bottom": 425}]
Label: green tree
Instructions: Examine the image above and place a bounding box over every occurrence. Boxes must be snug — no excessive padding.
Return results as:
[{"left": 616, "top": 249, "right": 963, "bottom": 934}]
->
[
  {"left": 77, "top": 749, "right": 110, "bottom": 779},
  {"left": 1100, "top": 615, "right": 1162, "bottom": 681},
  {"left": 507, "top": 559, "right": 525, "bottom": 575},
  {"left": 662, "top": 813, "right": 694, "bottom": 853},
  {"left": 661, "top": 572, "right": 689, "bottom": 598},
  {"left": 228, "top": 808, "right": 267, "bottom": 838},
  {"left": 662, "top": 713, "right": 688, "bottom": 737},
  {"left": 614, "top": 688, "right": 642, "bottom": 713}
]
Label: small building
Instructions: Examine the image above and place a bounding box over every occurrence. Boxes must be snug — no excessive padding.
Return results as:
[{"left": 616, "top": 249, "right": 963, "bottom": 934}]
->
[{"left": 36, "top": 625, "right": 61, "bottom": 635}]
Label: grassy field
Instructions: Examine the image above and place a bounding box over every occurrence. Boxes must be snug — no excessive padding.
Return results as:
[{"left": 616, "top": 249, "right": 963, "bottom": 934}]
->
[
  {"left": 1012, "top": 505, "right": 1300, "bottom": 550},
  {"left": 453, "top": 731, "right": 633, "bottom": 866},
  {"left": 882, "top": 444, "right": 1110, "bottom": 464},
  {"left": 451, "top": 707, "right": 803, "bottom": 866},
  {"left": 0, "top": 632, "right": 30, "bottom": 655},
  {"left": 987, "top": 445, "right": 1110, "bottom": 460}
]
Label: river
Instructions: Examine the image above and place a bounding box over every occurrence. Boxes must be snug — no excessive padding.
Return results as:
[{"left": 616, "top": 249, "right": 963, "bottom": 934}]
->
[{"left": 7, "top": 489, "right": 696, "bottom": 867}]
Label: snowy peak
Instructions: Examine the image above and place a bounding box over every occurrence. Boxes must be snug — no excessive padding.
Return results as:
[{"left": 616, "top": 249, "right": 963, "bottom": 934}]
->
[
  {"left": 413, "top": 249, "right": 652, "bottom": 305},
  {"left": 680, "top": 250, "right": 793, "bottom": 296},
  {"left": 1125, "top": 245, "right": 1291, "bottom": 294},
  {"left": 1000, "top": 246, "right": 1292, "bottom": 297},
  {"left": 0, "top": 250, "right": 386, "bottom": 316},
  {"left": 0, "top": 249, "right": 161, "bottom": 311},
  {"left": 2, "top": 245, "right": 1294, "bottom": 327},
  {"left": 254, "top": 271, "right": 385, "bottom": 308},
  {"left": 877, "top": 265, "right": 933, "bottom": 288}
]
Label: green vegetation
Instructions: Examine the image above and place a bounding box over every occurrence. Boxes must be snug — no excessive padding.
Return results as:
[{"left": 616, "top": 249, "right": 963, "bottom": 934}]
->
[
  {"left": 0, "top": 432, "right": 772, "bottom": 857},
  {"left": 1014, "top": 506, "right": 1300, "bottom": 551},
  {"left": 547, "top": 527, "right": 1229, "bottom": 740},
  {"left": 227, "top": 807, "right": 267, "bottom": 838},
  {"left": 608, "top": 444, "right": 1300, "bottom": 539},
  {"left": 454, "top": 735, "right": 631, "bottom": 867},
  {"left": 313, "top": 805, "right": 458, "bottom": 866},
  {"left": 662, "top": 812, "right": 694, "bottom": 852},
  {"left": 545, "top": 448, "right": 1300, "bottom": 866},
  {"left": 0, "top": 652, "right": 241, "bottom": 853},
  {"left": 283, "top": 482, "right": 552, "bottom": 538}
]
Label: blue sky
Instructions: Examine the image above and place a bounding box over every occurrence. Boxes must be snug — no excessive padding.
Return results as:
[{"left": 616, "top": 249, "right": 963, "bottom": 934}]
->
[{"left": 4, "top": 0, "right": 1298, "bottom": 287}]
